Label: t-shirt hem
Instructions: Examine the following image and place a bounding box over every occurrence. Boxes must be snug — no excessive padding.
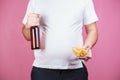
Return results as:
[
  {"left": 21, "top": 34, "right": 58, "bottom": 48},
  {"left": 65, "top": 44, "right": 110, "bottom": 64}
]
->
[{"left": 32, "top": 64, "right": 83, "bottom": 70}]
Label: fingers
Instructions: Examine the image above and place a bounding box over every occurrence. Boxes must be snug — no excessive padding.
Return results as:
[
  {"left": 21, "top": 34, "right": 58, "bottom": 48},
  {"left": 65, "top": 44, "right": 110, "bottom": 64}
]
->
[
  {"left": 79, "top": 55, "right": 91, "bottom": 60},
  {"left": 25, "top": 13, "right": 41, "bottom": 28},
  {"left": 29, "top": 13, "right": 40, "bottom": 18}
]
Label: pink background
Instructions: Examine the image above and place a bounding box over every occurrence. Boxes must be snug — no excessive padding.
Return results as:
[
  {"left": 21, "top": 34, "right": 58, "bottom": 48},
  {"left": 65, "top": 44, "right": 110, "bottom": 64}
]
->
[{"left": 0, "top": 0, "right": 120, "bottom": 80}]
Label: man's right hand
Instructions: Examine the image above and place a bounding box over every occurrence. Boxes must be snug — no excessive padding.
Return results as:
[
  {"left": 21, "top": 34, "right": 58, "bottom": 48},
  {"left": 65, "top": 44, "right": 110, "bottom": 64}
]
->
[
  {"left": 25, "top": 13, "right": 40, "bottom": 28},
  {"left": 22, "top": 13, "right": 40, "bottom": 41}
]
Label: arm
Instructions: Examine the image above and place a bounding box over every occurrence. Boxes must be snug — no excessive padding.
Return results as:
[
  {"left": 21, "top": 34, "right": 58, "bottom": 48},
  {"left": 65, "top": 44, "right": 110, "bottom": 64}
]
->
[
  {"left": 84, "top": 22, "right": 98, "bottom": 50},
  {"left": 22, "top": 25, "right": 31, "bottom": 41},
  {"left": 22, "top": 13, "right": 40, "bottom": 41}
]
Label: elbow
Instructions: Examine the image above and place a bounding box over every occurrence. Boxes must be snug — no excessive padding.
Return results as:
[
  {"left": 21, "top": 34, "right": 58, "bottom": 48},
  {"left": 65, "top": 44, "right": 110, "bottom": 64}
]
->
[
  {"left": 22, "top": 26, "right": 31, "bottom": 41},
  {"left": 25, "top": 37, "right": 31, "bottom": 41}
]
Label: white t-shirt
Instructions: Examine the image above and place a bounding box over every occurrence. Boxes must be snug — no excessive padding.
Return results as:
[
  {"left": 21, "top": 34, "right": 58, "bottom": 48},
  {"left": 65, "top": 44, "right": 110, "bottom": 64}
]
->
[{"left": 23, "top": 0, "right": 98, "bottom": 69}]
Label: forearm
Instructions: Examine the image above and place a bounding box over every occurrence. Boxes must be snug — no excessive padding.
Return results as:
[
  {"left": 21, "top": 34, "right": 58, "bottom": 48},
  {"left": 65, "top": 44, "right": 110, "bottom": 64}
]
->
[
  {"left": 22, "top": 25, "right": 31, "bottom": 41},
  {"left": 84, "top": 22, "right": 98, "bottom": 49},
  {"left": 84, "top": 30, "right": 98, "bottom": 49}
]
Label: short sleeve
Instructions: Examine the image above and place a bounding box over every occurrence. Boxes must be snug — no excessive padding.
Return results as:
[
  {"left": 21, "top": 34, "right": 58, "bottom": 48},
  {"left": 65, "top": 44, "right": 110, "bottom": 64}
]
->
[
  {"left": 83, "top": 0, "right": 98, "bottom": 25},
  {"left": 22, "top": 0, "right": 35, "bottom": 25}
]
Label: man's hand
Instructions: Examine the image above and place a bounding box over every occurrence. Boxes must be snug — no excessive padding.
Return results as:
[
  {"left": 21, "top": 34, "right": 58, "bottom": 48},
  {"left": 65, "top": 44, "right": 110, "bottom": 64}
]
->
[
  {"left": 22, "top": 13, "right": 40, "bottom": 41},
  {"left": 25, "top": 13, "right": 40, "bottom": 28},
  {"left": 82, "top": 45, "right": 92, "bottom": 61}
]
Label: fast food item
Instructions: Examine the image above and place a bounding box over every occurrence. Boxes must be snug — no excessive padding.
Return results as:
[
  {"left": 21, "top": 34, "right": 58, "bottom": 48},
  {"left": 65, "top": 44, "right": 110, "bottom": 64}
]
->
[{"left": 73, "top": 47, "right": 87, "bottom": 57}]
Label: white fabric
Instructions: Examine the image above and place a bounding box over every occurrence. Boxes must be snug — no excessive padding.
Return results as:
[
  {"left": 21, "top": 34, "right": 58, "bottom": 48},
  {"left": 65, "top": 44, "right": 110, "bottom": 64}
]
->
[{"left": 22, "top": 0, "right": 98, "bottom": 69}]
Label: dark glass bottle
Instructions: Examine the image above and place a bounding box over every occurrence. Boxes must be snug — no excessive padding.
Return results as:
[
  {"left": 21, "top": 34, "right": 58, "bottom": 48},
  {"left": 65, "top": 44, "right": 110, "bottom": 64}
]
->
[{"left": 30, "top": 26, "right": 40, "bottom": 49}]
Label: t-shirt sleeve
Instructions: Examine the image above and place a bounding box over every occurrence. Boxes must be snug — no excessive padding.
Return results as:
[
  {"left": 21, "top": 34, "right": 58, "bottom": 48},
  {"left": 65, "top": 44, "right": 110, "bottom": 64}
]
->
[
  {"left": 22, "top": 0, "right": 34, "bottom": 25},
  {"left": 83, "top": 0, "right": 98, "bottom": 25}
]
